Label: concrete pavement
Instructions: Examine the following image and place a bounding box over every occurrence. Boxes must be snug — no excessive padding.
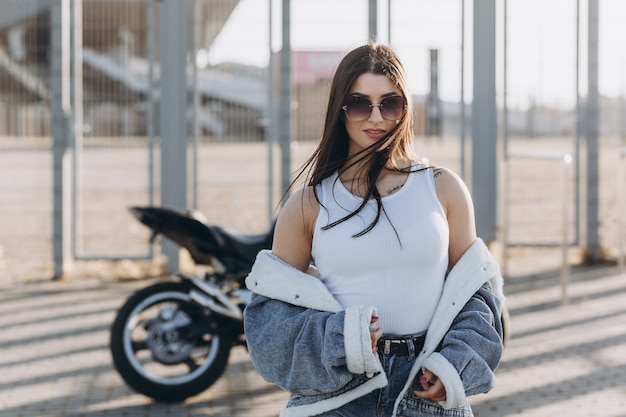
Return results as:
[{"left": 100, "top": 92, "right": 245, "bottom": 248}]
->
[{"left": 1, "top": 260, "right": 625, "bottom": 417}]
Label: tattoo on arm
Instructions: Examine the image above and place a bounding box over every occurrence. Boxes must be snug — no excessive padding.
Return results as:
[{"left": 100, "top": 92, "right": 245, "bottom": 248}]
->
[{"left": 433, "top": 168, "right": 444, "bottom": 178}]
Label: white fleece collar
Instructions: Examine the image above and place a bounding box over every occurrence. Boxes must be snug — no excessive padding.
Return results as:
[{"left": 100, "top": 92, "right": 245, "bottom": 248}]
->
[
  {"left": 422, "top": 238, "right": 504, "bottom": 352},
  {"left": 245, "top": 250, "right": 343, "bottom": 313},
  {"left": 397, "top": 238, "right": 505, "bottom": 412}
]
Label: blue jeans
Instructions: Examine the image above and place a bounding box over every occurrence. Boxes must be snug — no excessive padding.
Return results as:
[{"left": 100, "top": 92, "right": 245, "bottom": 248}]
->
[{"left": 316, "top": 341, "right": 474, "bottom": 417}]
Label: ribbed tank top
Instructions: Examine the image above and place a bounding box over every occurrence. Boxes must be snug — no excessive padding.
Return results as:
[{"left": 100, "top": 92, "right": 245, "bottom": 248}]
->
[{"left": 312, "top": 164, "right": 449, "bottom": 336}]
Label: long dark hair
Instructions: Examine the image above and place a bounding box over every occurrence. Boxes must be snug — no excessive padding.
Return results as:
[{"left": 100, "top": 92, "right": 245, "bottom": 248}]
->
[{"left": 288, "top": 42, "right": 422, "bottom": 236}]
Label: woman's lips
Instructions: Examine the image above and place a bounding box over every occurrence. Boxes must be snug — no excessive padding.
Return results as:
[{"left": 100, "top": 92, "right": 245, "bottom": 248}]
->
[{"left": 364, "top": 129, "right": 387, "bottom": 140}]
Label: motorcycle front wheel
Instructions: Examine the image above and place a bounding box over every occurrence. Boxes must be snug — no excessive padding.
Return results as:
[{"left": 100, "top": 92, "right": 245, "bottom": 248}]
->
[{"left": 110, "top": 281, "right": 234, "bottom": 402}]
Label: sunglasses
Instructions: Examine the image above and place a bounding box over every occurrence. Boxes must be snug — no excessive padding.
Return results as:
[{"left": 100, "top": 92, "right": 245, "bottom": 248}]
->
[{"left": 342, "top": 95, "right": 407, "bottom": 121}]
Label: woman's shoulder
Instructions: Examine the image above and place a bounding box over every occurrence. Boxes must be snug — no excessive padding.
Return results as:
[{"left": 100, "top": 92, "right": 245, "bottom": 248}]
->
[
  {"left": 282, "top": 185, "right": 319, "bottom": 212},
  {"left": 272, "top": 186, "right": 320, "bottom": 271},
  {"left": 429, "top": 165, "right": 472, "bottom": 209},
  {"left": 430, "top": 165, "right": 464, "bottom": 186},
  {"left": 430, "top": 165, "right": 477, "bottom": 266},
  {"left": 276, "top": 186, "right": 320, "bottom": 237}
]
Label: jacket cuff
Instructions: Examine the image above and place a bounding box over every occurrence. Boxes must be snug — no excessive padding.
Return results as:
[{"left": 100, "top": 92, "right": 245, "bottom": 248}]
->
[
  {"left": 343, "top": 305, "right": 382, "bottom": 377},
  {"left": 422, "top": 352, "right": 466, "bottom": 409}
]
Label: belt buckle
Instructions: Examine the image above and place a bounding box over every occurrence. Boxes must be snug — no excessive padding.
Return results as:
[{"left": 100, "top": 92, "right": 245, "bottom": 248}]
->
[{"left": 384, "top": 340, "right": 391, "bottom": 355}]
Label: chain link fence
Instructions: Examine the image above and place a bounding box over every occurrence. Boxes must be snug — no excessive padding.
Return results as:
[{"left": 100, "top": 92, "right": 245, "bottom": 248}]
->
[{"left": 1, "top": 0, "right": 625, "bottom": 283}]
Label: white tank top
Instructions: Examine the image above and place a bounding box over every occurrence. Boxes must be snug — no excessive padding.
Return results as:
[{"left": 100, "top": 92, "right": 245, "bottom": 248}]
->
[{"left": 312, "top": 164, "right": 449, "bottom": 335}]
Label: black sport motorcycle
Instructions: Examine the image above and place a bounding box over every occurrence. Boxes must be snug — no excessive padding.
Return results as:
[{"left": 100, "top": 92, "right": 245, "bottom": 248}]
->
[{"left": 110, "top": 206, "right": 274, "bottom": 402}]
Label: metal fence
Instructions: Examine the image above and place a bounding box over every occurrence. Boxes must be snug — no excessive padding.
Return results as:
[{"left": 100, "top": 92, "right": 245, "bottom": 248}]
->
[
  {"left": 501, "top": 148, "right": 574, "bottom": 304},
  {"left": 1, "top": 0, "right": 625, "bottom": 284}
]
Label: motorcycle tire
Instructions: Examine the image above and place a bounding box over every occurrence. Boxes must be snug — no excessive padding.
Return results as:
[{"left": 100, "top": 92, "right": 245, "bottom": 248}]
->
[{"left": 110, "top": 280, "right": 234, "bottom": 402}]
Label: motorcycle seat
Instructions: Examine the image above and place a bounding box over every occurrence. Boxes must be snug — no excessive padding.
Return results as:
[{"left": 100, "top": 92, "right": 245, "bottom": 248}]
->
[{"left": 211, "top": 223, "right": 274, "bottom": 264}]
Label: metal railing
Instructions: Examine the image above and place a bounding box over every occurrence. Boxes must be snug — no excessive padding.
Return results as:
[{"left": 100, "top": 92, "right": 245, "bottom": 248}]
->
[{"left": 502, "top": 151, "right": 573, "bottom": 304}]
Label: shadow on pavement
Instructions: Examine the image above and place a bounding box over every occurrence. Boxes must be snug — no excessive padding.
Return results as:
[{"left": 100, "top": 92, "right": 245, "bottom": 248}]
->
[{"left": 2, "top": 263, "right": 625, "bottom": 416}]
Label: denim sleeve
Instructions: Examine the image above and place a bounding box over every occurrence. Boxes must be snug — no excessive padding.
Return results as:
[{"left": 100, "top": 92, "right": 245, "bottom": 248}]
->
[
  {"left": 436, "top": 282, "right": 504, "bottom": 396},
  {"left": 243, "top": 292, "right": 355, "bottom": 395}
]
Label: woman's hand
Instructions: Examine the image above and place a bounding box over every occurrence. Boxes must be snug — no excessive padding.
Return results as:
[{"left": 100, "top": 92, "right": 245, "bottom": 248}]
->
[
  {"left": 370, "top": 328, "right": 382, "bottom": 354},
  {"left": 369, "top": 315, "right": 382, "bottom": 354},
  {"left": 413, "top": 369, "right": 447, "bottom": 402}
]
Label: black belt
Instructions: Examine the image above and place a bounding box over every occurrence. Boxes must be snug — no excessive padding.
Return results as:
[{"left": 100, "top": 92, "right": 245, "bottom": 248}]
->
[{"left": 377, "top": 334, "right": 426, "bottom": 356}]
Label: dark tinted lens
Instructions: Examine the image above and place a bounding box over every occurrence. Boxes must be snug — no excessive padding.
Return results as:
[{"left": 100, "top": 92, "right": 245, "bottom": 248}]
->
[
  {"left": 380, "top": 96, "right": 405, "bottom": 120},
  {"left": 345, "top": 96, "right": 372, "bottom": 121}
]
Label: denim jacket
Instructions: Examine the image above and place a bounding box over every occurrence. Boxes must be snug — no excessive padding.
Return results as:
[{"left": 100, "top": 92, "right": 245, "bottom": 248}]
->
[{"left": 244, "top": 239, "right": 505, "bottom": 417}]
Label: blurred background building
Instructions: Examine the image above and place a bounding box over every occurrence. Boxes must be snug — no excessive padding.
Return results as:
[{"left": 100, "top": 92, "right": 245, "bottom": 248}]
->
[{"left": 3, "top": 0, "right": 624, "bottom": 140}]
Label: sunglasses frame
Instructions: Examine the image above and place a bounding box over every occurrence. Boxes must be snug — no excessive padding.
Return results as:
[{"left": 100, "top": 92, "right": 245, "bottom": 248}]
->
[{"left": 342, "top": 95, "right": 407, "bottom": 121}]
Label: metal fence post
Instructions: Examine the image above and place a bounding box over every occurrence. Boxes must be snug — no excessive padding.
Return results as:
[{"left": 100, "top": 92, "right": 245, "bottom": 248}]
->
[
  {"left": 368, "top": 0, "right": 377, "bottom": 41},
  {"left": 560, "top": 153, "right": 573, "bottom": 305},
  {"left": 584, "top": 0, "right": 601, "bottom": 261},
  {"left": 617, "top": 147, "right": 626, "bottom": 273},
  {"left": 51, "top": 0, "right": 72, "bottom": 279},
  {"left": 278, "top": 0, "right": 291, "bottom": 197},
  {"left": 70, "top": 0, "right": 84, "bottom": 260},
  {"left": 159, "top": 0, "right": 188, "bottom": 273},
  {"left": 472, "top": 0, "right": 498, "bottom": 243}
]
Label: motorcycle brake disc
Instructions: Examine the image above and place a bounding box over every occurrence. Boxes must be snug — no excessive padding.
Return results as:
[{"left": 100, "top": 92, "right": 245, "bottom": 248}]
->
[{"left": 145, "top": 309, "right": 195, "bottom": 364}]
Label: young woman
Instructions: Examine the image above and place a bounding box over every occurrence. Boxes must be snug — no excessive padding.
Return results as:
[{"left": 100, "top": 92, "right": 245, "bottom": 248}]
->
[{"left": 244, "top": 43, "right": 505, "bottom": 417}]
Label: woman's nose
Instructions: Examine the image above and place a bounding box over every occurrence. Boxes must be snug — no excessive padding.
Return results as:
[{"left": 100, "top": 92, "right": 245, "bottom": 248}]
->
[{"left": 368, "top": 104, "right": 384, "bottom": 121}]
